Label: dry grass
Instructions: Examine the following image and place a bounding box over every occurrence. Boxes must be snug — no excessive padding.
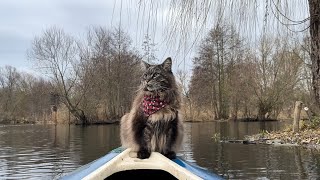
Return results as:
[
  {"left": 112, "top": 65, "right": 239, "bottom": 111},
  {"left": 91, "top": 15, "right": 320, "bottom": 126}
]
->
[{"left": 246, "top": 117, "right": 320, "bottom": 149}]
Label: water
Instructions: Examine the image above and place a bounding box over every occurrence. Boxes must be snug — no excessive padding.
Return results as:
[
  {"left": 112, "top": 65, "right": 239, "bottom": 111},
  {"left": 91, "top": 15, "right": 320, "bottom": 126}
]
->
[{"left": 0, "top": 122, "right": 319, "bottom": 179}]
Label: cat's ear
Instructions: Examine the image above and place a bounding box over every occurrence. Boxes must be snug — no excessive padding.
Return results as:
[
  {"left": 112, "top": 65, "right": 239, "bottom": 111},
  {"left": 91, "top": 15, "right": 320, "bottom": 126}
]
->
[
  {"left": 142, "top": 61, "right": 151, "bottom": 69},
  {"left": 162, "top": 57, "right": 172, "bottom": 72}
]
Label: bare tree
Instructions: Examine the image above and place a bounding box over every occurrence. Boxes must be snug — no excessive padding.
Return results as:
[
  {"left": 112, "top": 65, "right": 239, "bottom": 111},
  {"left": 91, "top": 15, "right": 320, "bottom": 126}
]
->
[
  {"left": 0, "top": 66, "right": 51, "bottom": 124},
  {"left": 0, "top": 66, "right": 21, "bottom": 118},
  {"left": 78, "top": 26, "right": 142, "bottom": 121},
  {"left": 189, "top": 25, "right": 303, "bottom": 121},
  {"left": 252, "top": 36, "right": 303, "bottom": 120},
  {"left": 308, "top": 0, "right": 320, "bottom": 110},
  {"left": 177, "top": 70, "right": 193, "bottom": 120},
  {"left": 139, "top": 0, "right": 320, "bottom": 112},
  {"left": 28, "top": 27, "right": 88, "bottom": 124},
  {"left": 190, "top": 24, "right": 244, "bottom": 120}
]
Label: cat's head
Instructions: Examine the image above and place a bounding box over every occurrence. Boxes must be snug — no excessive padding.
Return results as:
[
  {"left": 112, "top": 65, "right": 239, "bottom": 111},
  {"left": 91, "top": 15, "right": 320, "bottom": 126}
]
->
[{"left": 141, "top": 57, "right": 174, "bottom": 93}]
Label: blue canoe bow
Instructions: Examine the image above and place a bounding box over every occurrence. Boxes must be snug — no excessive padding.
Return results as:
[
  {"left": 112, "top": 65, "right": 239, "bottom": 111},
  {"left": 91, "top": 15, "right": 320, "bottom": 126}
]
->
[{"left": 61, "top": 147, "right": 223, "bottom": 180}]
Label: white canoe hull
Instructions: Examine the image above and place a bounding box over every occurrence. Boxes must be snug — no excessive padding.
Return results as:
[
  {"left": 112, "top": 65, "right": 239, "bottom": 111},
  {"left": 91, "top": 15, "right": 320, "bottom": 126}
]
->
[{"left": 62, "top": 147, "right": 222, "bottom": 180}]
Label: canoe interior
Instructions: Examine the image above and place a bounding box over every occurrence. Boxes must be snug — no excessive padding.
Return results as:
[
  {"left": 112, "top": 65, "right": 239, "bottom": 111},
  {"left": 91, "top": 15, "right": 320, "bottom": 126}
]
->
[{"left": 106, "top": 169, "right": 177, "bottom": 180}]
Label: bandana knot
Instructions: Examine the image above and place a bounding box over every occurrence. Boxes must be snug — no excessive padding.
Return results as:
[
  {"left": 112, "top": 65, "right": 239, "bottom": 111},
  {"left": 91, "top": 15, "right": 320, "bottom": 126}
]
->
[{"left": 142, "top": 95, "right": 168, "bottom": 116}]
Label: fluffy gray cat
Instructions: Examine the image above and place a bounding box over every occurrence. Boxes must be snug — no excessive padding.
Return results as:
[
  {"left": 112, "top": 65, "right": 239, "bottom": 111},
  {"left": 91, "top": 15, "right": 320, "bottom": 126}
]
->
[{"left": 120, "top": 57, "right": 184, "bottom": 159}]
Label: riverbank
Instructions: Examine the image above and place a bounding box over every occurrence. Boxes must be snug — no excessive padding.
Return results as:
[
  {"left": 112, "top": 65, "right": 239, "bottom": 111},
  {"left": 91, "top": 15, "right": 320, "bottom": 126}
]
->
[
  {"left": 0, "top": 119, "right": 37, "bottom": 124},
  {"left": 0, "top": 117, "right": 120, "bottom": 125},
  {"left": 244, "top": 119, "right": 320, "bottom": 150}
]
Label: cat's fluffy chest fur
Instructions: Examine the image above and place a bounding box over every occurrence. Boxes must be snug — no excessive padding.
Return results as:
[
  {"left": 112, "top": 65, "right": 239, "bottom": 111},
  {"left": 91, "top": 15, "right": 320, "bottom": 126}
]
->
[{"left": 120, "top": 57, "right": 184, "bottom": 159}]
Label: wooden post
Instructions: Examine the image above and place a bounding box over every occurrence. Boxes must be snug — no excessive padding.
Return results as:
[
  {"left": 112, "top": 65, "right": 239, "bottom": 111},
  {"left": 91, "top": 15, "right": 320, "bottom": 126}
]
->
[
  {"left": 293, "top": 101, "right": 303, "bottom": 133},
  {"left": 52, "top": 105, "right": 57, "bottom": 126}
]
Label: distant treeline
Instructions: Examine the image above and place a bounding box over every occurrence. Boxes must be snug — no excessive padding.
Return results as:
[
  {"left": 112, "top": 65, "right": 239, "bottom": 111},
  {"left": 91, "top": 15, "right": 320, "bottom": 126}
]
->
[
  {"left": 0, "top": 66, "right": 51, "bottom": 124},
  {"left": 1, "top": 26, "right": 144, "bottom": 124},
  {"left": 0, "top": 24, "right": 315, "bottom": 124},
  {"left": 185, "top": 24, "right": 313, "bottom": 121}
]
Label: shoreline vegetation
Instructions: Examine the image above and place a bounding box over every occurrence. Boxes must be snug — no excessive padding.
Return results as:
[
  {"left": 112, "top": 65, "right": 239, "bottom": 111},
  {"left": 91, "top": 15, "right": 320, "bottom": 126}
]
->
[
  {"left": 248, "top": 102, "right": 320, "bottom": 149},
  {"left": 0, "top": 117, "right": 280, "bottom": 125},
  {"left": 0, "top": 114, "right": 303, "bottom": 125},
  {"left": 0, "top": 101, "right": 312, "bottom": 125},
  {"left": 243, "top": 121, "right": 320, "bottom": 150},
  {"left": 219, "top": 117, "right": 320, "bottom": 150},
  {"left": 0, "top": 25, "right": 319, "bottom": 127},
  {"left": 220, "top": 102, "right": 320, "bottom": 149}
]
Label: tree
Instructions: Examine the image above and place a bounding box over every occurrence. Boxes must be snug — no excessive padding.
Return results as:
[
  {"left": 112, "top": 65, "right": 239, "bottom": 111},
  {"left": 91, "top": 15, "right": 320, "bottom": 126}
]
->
[
  {"left": 28, "top": 27, "right": 88, "bottom": 124},
  {"left": 28, "top": 26, "right": 142, "bottom": 124},
  {"left": 177, "top": 70, "right": 193, "bottom": 120},
  {"left": 189, "top": 24, "right": 244, "bottom": 120},
  {"left": 189, "top": 25, "right": 303, "bottom": 120},
  {"left": 140, "top": 0, "right": 320, "bottom": 113},
  {"left": 78, "top": 26, "right": 142, "bottom": 121},
  {"left": 308, "top": 0, "right": 320, "bottom": 110},
  {"left": 0, "top": 66, "right": 21, "bottom": 119},
  {"left": 0, "top": 66, "right": 51, "bottom": 123},
  {"left": 295, "top": 35, "right": 314, "bottom": 106},
  {"left": 20, "top": 74, "right": 52, "bottom": 122},
  {"left": 252, "top": 36, "right": 303, "bottom": 120}
]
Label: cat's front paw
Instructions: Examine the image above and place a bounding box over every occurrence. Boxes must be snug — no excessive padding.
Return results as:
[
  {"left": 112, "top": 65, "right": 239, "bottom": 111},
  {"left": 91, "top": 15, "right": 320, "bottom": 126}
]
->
[
  {"left": 164, "top": 151, "right": 176, "bottom": 159},
  {"left": 137, "top": 149, "right": 151, "bottom": 159}
]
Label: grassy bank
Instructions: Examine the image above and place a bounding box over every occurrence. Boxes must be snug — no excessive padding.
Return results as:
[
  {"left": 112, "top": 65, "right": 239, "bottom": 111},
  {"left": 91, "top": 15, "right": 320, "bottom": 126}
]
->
[{"left": 245, "top": 117, "right": 320, "bottom": 149}]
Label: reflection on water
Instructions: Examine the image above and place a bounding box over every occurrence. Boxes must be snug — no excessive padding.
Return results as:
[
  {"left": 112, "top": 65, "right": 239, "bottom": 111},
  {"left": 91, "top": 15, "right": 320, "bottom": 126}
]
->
[
  {"left": 0, "top": 122, "right": 319, "bottom": 179},
  {"left": 181, "top": 122, "right": 320, "bottom": 179},
  {"left": 0, "top": 124, "right": 120, "bottom": 179}
]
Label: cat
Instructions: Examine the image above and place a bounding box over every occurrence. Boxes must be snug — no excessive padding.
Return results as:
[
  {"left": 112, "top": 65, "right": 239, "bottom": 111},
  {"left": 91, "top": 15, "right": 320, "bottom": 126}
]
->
[{"left": 120, "top": 57, "right": 184, "bottom": 159}]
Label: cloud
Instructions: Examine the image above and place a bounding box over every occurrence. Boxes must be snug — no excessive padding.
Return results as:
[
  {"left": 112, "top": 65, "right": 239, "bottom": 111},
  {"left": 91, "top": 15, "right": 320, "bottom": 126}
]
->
[
  {"left": 0, "top": 0, "right": 115, "bottom": 69},
  {"left": 0, "top": 0, "right": 189, "bottom": 75}
]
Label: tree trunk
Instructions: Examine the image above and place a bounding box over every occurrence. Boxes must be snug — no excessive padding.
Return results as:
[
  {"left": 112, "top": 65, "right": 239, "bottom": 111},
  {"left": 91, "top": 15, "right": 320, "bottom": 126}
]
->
[
  {"left": 257, "top": 102, "right": 271, "bottom": 121},
  {"left": 188, "top": 99, "right": 193, "bottom": 121},
  {"left": 229, "top": 100, "right": 238, "bottom": 120},
  {"left": 309, "top": 0, "right": 320, "bottom": 111},
  {"left": 63, "top": 97, "right": 87, "bottom": 125},
  {"left": 71, "top": 108, "right": 87, "bottom": 125}
]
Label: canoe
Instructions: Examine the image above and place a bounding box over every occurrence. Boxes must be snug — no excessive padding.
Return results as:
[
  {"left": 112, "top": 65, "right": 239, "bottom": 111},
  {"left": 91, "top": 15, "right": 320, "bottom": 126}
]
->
[{"left": 61, "top": 147, "right": 223, "bottom": 180}]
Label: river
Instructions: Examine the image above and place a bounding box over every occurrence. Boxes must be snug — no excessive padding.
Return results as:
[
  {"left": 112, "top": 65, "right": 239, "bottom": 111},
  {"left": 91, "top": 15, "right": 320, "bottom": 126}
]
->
[{"left": 0, "top": 121, "right": 319, "bottom": 179}]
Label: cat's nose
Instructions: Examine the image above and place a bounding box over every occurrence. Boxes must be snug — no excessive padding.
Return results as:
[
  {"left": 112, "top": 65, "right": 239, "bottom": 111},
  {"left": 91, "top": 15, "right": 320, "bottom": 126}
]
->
[{"left": 144, "top": 84, "right": 152, "bottom": 91}]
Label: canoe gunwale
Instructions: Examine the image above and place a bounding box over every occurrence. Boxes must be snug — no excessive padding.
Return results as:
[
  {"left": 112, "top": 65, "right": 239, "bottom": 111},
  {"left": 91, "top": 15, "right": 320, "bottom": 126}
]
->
[{"left": 61, "top": 147, "right": 222, "bottom": 180}]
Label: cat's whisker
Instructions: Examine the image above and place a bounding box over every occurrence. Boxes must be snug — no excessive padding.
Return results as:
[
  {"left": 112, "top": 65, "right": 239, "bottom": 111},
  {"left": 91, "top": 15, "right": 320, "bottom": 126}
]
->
[{"left": 135, "top": 86, "right": 144, "bottom": 92}]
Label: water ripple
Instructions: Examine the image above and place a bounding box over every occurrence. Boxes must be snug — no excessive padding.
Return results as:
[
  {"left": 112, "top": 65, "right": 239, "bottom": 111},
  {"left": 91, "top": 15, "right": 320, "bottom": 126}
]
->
[{"left": 0, "top": 123, "right": 319, "bottom": 179}]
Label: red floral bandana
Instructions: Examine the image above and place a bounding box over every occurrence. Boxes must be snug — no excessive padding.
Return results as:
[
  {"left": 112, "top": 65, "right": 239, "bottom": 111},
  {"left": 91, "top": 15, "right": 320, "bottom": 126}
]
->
[{"left": 142, "top": 95, "right": 168, "bottom": 116}]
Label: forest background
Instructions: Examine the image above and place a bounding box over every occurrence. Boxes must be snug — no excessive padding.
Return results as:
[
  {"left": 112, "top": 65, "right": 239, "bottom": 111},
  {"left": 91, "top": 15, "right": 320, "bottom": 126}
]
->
[{"left": 0, "top": 1, "right": 317, "bottom": 125}]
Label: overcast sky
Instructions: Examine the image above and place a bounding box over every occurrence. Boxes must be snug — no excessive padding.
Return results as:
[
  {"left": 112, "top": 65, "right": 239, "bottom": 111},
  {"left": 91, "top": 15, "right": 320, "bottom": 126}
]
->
[
  {"left": 0, "top": 0, "right": 309, "bottom": 76},
  {"left": 0, "top": 0, "right": 189, "bottom": 75}
]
